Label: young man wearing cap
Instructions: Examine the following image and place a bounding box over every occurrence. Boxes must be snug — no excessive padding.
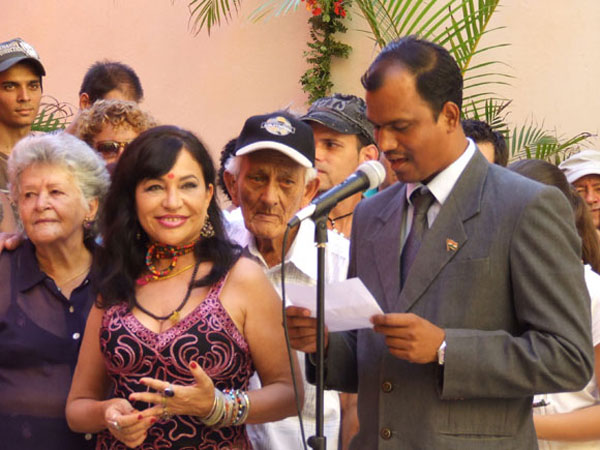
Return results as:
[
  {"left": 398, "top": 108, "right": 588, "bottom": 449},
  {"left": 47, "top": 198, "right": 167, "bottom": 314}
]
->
[
  {"left": 223, "top": 111, "right": 349, "bottom": 449},
  {"left": 559, "top": 149, "right": 600, "bottom": 230},
  {"left": 302, "top": 94, "right": 379, "bottom": 238},
  {"left": 0, "top": 38, "right": 45, "bottom": 191}
]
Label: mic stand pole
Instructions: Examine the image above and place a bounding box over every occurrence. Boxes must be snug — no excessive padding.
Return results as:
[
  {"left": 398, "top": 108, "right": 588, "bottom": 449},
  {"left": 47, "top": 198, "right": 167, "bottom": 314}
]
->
[{"left": 307, "top": 213, "right": 329, "bottom": 450}]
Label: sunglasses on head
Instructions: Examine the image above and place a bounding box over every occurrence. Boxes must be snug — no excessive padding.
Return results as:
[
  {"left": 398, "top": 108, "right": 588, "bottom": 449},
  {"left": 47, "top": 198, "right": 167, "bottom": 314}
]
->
[{"left": 95, "top": 140, "right": 130, "bottom": 156}]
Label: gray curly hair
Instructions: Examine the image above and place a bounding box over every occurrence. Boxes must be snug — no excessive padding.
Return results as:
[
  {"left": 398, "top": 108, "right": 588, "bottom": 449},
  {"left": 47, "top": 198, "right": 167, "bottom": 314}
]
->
[{"left": 8, "top": 132, "right": 110, "bottom": 211}]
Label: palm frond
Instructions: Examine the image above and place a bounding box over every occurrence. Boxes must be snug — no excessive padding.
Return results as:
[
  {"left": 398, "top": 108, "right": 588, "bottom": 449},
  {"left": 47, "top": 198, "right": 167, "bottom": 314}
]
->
[
  {"left": 247, "top": 0, "right": 303, "bottom": 22},
  {"left": 188, "top": 0, "right": 242, "bottom": 35},
  {"left": 508, "top": 120, "right": 592, "bottom": 163}
]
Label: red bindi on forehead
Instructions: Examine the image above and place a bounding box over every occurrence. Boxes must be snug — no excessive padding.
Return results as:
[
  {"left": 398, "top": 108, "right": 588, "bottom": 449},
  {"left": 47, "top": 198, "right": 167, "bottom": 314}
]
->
[{"left": 167, "top": 173, "right": 175, "bottom": 179}]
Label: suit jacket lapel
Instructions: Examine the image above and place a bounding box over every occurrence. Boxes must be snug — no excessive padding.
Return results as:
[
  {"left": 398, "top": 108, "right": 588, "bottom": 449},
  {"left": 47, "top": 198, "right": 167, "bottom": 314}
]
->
[
  {"left": 367, "top": 183, "right": 407, "bottom": 313},
  {"left": 396, "top": 151, "right": 489, "bottom": 312}
]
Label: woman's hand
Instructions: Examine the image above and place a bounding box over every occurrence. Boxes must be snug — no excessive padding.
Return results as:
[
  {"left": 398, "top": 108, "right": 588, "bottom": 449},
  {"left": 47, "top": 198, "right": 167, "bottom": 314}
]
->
[
  {"left": 104, "top": 398, "right": 159, "bottom": 448},
  {"left": 129, "top": 361, "right": 216, "bottom": 419}
]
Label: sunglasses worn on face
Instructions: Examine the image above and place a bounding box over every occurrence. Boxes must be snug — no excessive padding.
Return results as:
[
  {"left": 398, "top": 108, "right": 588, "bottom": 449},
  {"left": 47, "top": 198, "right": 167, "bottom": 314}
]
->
[{"left": 95, "top": 140, "right": 130, "bottom": 156}]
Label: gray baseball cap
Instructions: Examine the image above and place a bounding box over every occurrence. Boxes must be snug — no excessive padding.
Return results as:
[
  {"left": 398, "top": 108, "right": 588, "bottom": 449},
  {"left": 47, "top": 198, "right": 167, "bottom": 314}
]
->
[
  {"left": 0, "top": 38, "right": 45, "bottom": 76},
  {"left": 302, "top": 93, "right": 376, "bottom": 146}
]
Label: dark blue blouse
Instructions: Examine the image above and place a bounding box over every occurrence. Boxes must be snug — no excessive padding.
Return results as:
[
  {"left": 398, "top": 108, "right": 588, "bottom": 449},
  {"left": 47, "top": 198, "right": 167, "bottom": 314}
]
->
[{"left": 0, "top": 239, "right": 96, "bottom": 449}]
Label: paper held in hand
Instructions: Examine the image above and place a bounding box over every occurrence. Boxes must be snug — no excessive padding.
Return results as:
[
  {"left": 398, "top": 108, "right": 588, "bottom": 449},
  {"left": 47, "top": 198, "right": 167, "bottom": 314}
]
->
[{"left": 285, "top": 277, "right": 383, "bottom": 332}]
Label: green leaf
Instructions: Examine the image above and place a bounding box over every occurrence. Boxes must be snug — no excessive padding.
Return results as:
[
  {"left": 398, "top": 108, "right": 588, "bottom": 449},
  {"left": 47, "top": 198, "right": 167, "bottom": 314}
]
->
[{"left": 188, "top": 0, "right": 242, "bottom": 34}]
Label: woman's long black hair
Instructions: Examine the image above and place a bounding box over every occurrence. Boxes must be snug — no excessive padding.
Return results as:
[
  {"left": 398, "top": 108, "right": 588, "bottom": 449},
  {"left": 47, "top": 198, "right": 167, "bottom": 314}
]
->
[{"left": 94, "top": 125, "right": 240, "bottom": 308}]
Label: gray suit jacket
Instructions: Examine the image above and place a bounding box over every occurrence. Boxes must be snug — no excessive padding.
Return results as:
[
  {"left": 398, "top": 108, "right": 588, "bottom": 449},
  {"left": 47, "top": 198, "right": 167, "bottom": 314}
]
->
[{"left": 316, "top": 151, "right": 594, "bottom": 449}]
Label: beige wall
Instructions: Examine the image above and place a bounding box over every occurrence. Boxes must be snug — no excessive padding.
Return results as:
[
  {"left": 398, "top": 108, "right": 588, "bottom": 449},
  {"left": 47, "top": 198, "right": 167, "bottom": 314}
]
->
[{"left": 3, "top": 0, "right": 600, "bottom": 163}]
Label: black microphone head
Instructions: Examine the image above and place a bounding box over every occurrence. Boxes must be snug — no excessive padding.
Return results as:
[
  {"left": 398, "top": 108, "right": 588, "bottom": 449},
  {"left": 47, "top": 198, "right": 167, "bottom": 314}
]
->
[{"left": 357, "top": 160, "right": 386, "bottom": 190}]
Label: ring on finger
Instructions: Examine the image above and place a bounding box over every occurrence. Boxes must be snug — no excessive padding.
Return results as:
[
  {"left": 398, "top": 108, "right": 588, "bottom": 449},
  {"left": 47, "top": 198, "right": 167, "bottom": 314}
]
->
[
  {"left": 161, "top": 396, "right": 167, "bottom": 408},
  {"left": 108, "top": 419, "right": 121, "bottom": 431},
  {"left": 161, "top": 406, "right": 173, "bottom": 420},
  {"left": 163, "top": 384, "right": 175, "bottom": 398}
]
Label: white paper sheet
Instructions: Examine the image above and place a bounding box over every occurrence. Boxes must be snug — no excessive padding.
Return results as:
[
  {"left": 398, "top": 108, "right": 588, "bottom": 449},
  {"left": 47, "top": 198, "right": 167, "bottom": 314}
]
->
[{"left": 285, "top": 277, "right": 383, "bottom": 332}]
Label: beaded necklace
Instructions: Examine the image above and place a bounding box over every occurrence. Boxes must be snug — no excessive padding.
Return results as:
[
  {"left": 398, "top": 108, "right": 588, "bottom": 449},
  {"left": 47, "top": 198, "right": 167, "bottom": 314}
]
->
[
  {"left": 137, "top": 241, "right": 197, "bottom": 286},
  {"left": 134, "top": 261, "right": 200, "bottom": 324}
]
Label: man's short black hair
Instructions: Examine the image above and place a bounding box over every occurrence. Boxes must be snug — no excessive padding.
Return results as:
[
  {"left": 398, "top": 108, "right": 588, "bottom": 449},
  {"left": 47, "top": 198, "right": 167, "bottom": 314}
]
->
[
  {"left": 361, "top": 36, "right": 463, "bottom": 119},
  {"left": 218, "top": 137, "right": 238, "bottom": 202},
  {"left": 462, "top": 118, "right": 508, "bottom": 167},
  {"left": 79, "top": 60, "right": 143, "bottom": 104}
]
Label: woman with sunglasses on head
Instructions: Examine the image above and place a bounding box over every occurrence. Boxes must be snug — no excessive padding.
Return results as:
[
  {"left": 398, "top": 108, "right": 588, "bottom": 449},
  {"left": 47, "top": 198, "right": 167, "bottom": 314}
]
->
[
  {"left": 66, "top": 126, "right": 302, "bottom": 449},
  {"left": 75, "top": 99, "right": 157, "bottom": 164}
]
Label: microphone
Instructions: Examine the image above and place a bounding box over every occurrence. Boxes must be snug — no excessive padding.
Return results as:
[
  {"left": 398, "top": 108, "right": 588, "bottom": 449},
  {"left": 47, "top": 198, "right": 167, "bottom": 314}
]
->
[{"left": 288, "top": 160, "right": 386, "bottom": 227}]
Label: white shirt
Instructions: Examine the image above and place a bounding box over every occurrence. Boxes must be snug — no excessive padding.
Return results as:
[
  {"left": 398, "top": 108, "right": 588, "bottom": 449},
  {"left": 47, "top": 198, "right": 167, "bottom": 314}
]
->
[
  {"left": 533, "top": 265, "right": 600, "bottom": 450},
  {"left": 226, "top": 210, "right": 350, "bottom": 450},
  {"left": 403, "top": 138, "right": 477, "bottom": 239}
]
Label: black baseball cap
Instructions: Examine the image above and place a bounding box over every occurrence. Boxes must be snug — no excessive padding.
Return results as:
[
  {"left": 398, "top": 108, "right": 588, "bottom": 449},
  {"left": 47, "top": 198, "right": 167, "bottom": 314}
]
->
[
  {"left": 235, "top": 112, "right": 315, "bottom": 168},
  {"left": 0, "top": 38, "right": 45, "bottom": 76},
  {"left": 302, "top": 93, "right": 376, "bottom": 146}
]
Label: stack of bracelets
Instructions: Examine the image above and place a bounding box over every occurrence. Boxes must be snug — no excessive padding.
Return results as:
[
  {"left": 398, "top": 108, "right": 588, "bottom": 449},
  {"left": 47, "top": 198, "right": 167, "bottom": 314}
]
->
[{"left": 200, "top": 388, "right": 250, "bottom": 428}]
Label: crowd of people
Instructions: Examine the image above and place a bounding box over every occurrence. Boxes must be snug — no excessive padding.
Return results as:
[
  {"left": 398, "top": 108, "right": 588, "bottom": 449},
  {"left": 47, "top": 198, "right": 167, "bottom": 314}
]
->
[{"left": 0, "top": 34, "right": 598, "bottom": 450}]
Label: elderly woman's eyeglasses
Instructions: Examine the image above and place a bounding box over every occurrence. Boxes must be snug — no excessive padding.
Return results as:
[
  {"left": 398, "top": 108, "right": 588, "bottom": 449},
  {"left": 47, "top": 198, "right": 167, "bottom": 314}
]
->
[{"left": 95, "top": 140, "right": 130, "bottom": 156}]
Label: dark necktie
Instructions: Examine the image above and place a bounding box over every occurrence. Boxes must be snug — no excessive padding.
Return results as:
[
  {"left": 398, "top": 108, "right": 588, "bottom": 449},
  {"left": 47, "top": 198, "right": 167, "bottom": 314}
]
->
[{"left": 400, "top": 188, "right": 435, "bottom": 288}]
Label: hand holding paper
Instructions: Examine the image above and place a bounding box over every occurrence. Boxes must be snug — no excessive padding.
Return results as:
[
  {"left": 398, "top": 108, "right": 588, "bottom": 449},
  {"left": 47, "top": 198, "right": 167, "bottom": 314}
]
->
[{"left": 285, "top": 278, "right": 383, "bottom": 332}]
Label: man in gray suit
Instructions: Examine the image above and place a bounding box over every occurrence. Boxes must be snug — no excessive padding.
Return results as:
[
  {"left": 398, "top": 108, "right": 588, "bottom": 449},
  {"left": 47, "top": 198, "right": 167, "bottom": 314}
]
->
[{"left": 286, "top": 36, "right": 594, "bottom": 449}]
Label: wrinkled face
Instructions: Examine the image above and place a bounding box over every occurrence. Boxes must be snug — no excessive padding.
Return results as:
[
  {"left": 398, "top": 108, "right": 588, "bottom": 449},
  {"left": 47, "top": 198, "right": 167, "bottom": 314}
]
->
[
  {"left": 231, "top": 150, "right": 315, "bottom": 241},
  {"left": 311, "top": 122, "right": 361, "bottom": 192},
  {"left": 92, "top": 122, "right": 139, "bottom": 164},
  {"left": 0, "top": 63, "right": 42, "bottom": 130},
  {"left": 573, "top": 174, "right": 600, "bottom": 229},
  {"left": 18, "top": 163, "right": 96, "bottom": 247},
  {"left": 366, "top": 65, "right": 455, "bottom": 183},
  {"left": 135, "top": 149, "right": 213, "bottom": 246}
]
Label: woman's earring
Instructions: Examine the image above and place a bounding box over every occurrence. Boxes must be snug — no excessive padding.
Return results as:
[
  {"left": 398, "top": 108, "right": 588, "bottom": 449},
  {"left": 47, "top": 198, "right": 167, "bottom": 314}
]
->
[
  {"left": 83, "top": 216, "right": 93, "bottom": 230},
  {"left": 200, "top": 214, "right": 215, "bottom": 238}
]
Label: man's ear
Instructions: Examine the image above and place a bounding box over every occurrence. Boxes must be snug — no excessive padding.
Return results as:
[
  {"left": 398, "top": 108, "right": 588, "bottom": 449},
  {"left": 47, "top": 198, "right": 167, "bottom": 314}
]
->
[
  {"left": 358, "top": 144, "right": 379, "bottom": 164},
  {"left": 301, "top": 177, "right": 320, "bottom": 207},
  {"left": 439, "top": 101, "right": 461, "bottom": 132},
  {"left": 223, "top": 171, "right": 239, "bottom": 207},
  {"left": 79, "top": 93, "right": 91, "bottom": 110}
]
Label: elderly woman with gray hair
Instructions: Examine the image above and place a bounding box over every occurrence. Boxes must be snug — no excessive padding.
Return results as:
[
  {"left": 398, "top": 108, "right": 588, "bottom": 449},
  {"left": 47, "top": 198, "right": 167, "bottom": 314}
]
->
[{"left": 0, "top": 132, "right": 110, "bottom": 449}]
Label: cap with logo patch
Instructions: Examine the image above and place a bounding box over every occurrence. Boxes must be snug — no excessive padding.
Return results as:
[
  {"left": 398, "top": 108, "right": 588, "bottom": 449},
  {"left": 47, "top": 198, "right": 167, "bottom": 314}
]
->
[{"left": 235, "top": 112, "right": 315, "bottom": 168}]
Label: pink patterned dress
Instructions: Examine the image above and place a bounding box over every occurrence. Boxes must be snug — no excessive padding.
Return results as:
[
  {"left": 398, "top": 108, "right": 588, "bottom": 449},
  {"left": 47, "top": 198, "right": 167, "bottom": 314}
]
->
[{"left": 97, "top": 278, "right": 254, "bottom": 449}]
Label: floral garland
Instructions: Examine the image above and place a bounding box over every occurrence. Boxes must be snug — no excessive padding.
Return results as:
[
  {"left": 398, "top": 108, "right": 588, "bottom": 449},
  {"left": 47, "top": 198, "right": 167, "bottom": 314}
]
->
[{"left": 300, "top": 0, "right": 352, "bottom": 103}]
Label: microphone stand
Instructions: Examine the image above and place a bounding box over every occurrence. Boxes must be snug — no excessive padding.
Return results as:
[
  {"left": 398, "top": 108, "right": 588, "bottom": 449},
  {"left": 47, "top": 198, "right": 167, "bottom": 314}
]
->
[{"left": 307, "top": 213, "right": 329, "bottom": 450}]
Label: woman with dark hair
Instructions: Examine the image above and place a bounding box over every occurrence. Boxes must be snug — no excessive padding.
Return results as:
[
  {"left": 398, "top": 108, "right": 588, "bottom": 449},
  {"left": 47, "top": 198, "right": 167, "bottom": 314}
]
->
[
  {"left": 509, "top": 159, "right": 600, "bottom": 449},
  {"left": 66, "top": 126, "right": 302, "bottom": 449}
]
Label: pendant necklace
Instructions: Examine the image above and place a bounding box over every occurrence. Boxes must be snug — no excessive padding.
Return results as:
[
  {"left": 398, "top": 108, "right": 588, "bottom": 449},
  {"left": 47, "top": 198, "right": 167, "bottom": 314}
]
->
[
  {"left": 134, "top": 261, "right": 200, "bottom": 325},
  {"left": 328, "top": 211, "right": 353, "bottom": 230}
]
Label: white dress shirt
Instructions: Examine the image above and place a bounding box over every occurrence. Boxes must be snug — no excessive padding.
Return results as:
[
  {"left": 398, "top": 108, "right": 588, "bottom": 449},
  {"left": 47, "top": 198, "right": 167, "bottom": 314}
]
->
[{"left": 226, "top": 210, "right": 349, "bottom": 450}]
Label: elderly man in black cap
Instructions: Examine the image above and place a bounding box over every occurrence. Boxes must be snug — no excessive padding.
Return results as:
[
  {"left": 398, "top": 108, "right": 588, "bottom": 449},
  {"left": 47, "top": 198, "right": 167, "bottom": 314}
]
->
[
  {"left": 223, "top": 111, "right": 350, "bottom": 449},
  {"left": 302, "top": 94, "right": 379, "bottom": 238}
]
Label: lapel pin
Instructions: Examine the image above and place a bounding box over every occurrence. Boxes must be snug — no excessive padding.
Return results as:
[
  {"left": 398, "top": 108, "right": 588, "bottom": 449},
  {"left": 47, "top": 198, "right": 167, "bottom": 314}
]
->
[{"left": 446, "top": 238, "right": 458, "bottom": 252}]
